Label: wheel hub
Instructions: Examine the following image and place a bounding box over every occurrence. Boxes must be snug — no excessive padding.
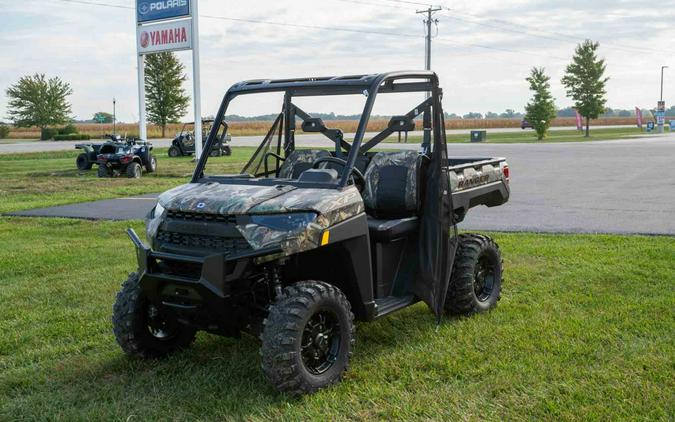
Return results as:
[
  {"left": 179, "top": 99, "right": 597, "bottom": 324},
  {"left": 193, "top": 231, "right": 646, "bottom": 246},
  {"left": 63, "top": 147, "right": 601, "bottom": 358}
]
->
[{"left": 301, "top": 310, "right": 341, "bottom": 375}]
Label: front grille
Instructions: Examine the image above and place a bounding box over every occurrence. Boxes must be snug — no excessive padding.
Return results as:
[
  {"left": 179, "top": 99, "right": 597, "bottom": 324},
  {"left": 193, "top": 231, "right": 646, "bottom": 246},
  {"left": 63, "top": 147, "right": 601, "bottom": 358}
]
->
[
  {"left": 167, "top": 210, "right": 237, "bottom": 224},
  {"left": 157, "top": 230, "right": 251, "bottom": 254}
]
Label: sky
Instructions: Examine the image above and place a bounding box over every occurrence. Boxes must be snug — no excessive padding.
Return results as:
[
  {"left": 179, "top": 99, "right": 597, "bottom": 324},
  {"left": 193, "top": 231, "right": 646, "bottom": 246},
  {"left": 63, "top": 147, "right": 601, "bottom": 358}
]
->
[{"left": 1, "top": 0, "right": 674, "bottom": 122}]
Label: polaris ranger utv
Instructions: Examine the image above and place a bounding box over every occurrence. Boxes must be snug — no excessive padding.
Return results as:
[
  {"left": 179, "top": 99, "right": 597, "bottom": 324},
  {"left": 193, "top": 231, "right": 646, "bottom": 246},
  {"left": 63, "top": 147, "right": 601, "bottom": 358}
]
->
[
  {"left": 113, "top": 71, "right": 510, "bottom": 395},
  {"left": 168, "top": 119, "right": 232, "bottom": 158}
]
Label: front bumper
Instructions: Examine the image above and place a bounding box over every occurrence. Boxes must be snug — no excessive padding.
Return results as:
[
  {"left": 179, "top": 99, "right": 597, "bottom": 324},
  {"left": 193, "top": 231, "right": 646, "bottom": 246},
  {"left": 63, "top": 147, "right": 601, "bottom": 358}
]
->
[{"left": 127, "top": 228, "right": 280, "bottom": 335}]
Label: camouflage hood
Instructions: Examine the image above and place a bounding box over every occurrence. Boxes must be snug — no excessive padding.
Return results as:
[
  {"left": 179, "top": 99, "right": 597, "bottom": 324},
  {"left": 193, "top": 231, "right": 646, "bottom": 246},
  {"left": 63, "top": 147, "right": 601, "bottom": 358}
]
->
[{"left": 156, "top": 182, "right": 365, "bottom": 256}]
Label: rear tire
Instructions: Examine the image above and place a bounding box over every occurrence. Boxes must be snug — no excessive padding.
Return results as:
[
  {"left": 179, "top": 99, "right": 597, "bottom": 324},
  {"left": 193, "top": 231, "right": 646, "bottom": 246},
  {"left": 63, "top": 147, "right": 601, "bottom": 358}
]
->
[
  {"left": 97, "top": 165, "right": 111, "bottom": 178},
  {"left": 223, "top": 145, "right": 232, "bottom": 156},
  {"left": 112, "top": 273, "right": 196, "bottom": 359},
  {"left": 260, "top": 281, "right": 355, "bottom": 395},
  {"left": 126, "top": 162, "right": 142, "bottom": 178},
  {"left": 168, "top": 146, "right": 180, "bottom": 157},
  {"left": 444, "top": 234, "right": 502, "bottom": 316},
  {"left": 145, "top": 154, "right": 157, "bottom": 173},
  {"left": 76, "top": 153, "right": 92, "bottom": 170}
]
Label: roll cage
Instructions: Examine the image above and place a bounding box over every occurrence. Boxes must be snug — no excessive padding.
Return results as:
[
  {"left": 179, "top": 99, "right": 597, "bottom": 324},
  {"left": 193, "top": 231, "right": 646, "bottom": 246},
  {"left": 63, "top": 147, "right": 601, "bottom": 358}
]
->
[{"left": 193, "top": 71, "right": 445, "bottom": 188}]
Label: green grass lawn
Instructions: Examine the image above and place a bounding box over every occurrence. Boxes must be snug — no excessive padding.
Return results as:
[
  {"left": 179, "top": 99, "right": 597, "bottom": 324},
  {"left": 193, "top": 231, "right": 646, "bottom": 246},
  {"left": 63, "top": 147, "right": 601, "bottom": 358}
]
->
[
  {"left": 0, "top": 148, "right": 254, "bottom": 214},
  {"left": 375, "top": 126, "right": 652, "bottom": 144},
  {"left": 0, "top": 218, "right": 672, "bottom": 420}
]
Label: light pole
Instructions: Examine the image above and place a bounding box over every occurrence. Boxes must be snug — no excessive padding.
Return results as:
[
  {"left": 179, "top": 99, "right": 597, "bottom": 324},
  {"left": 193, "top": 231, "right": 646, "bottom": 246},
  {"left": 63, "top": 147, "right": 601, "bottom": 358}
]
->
[
  {"left": 658, "top": 66, "right": 668, "bottom": 133},
  {"left": 113, "top": 97, "right": 117, "bottom": 136},
  {"left": 661, "top": 66, "right": 668, "bottom": 101}
]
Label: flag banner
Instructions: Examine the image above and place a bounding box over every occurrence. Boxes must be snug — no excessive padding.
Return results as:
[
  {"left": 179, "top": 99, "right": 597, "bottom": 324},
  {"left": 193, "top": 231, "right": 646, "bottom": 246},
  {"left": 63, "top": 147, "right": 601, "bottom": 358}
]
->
[
  {"left": 574, "top": 109, "right": 582, "bottom": 131},
  {"left": 636, "top": 107, "right": 643, "bottom": 128}
]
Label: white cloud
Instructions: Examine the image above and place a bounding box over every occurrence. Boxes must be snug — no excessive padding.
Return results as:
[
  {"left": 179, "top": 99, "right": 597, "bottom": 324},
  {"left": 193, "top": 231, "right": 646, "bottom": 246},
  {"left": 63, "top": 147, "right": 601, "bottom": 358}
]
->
[{"left": 1, "top": 0, "right": 673, "bottom": 123}]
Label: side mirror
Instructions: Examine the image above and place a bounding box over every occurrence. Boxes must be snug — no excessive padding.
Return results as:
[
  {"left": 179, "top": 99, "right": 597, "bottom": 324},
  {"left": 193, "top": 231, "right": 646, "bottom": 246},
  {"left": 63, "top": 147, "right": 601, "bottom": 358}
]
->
[{"left": 301, "top": 118, "right": 326, "bottom": 133}]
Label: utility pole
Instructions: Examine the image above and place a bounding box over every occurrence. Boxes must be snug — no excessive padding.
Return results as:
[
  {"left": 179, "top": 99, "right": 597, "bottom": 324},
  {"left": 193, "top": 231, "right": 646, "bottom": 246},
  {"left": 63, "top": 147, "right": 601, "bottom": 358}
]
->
[{"left": 417, "top": 6, "right": 441, "bottom": 97}]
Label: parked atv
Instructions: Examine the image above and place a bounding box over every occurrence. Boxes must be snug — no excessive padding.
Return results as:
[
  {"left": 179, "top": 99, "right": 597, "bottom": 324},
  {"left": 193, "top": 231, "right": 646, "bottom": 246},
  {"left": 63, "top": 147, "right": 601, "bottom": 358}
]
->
[
  {"left": 113, "top": 71, "right": 510, "bottom": 395},
  {"left": 168, "top": 119, "right": 232, "bottom": 158},
  {"left": 95, "top": 138, "right": 156, "bottom": 178},
  {"left": 75, "top": 134, "right": 124, "bottom": 171}
]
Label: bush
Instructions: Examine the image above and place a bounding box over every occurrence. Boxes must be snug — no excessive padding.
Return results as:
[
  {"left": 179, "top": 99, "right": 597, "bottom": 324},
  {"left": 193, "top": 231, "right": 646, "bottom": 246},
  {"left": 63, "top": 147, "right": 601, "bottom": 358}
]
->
[
  {"left": 58, "top": 124, "right": 78, "bottom": 135},
  {"left": 41, "top": 128, "right": 58, "bottom": 140},
  {"left": 0, "top": 125, "right": 9, "bottom": 139},
  {"left": 53, "top": 133, "right": 90, "bottom": 141}
]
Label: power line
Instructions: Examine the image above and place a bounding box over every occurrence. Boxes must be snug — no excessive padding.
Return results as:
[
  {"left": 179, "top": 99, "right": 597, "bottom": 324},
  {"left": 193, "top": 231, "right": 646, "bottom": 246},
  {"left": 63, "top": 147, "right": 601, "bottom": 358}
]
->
[{"left": 46, "top": 0, "right": 422, "bottom": 39}]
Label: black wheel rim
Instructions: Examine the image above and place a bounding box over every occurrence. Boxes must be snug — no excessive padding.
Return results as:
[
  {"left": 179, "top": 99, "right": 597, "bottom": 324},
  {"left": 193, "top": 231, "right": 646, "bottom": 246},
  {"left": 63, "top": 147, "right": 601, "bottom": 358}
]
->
[
  {"left": 474, "top": 255, "right": 497, "bottom": 302},
  {"left": 300, "top": 310, "right": 341, "bottom": 375},
  {"left": 145, "top": 303, "right": 176, "bottom": 341}
]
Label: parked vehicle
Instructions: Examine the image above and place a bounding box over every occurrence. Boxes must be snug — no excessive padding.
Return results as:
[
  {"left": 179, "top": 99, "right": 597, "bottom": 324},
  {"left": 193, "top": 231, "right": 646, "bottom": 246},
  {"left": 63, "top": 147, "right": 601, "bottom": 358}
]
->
[
  {"left": 520, "top": 119, "right": 533, "bottom": 129},
  {"left": 76, "top": 136, "right": 156, "bottom": 178},
  {"left": 112, "top": 71, "right": 510, "bottom": 395},
  {"left": 75, "top": 134, "right": 124, "bottom": 170},
  {"left": 168, "top": 119, "right": 232, "bottom": 157}
]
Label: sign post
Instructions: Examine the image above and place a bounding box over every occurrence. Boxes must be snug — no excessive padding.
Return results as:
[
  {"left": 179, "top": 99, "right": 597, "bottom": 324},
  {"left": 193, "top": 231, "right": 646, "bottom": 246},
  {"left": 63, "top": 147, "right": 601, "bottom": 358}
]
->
[
  {"left": 656, "top": 100, "right": 666, "bottom": 134},
  {"left": 191, "top": 0, "right": 202, "bottom": 159},
  {"left": 135, "top": 0, "right": 201, "bottom": 158}
]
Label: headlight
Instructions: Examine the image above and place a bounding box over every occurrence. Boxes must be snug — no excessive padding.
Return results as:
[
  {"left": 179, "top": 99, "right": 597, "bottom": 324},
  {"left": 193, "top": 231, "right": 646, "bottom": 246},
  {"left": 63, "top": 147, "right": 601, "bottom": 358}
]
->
[
  {"left": 153, "top": 202, "right": 165, "bottom": 218},
  {"left": 250, "top": 212, "right": 317, "bottom": 231}
]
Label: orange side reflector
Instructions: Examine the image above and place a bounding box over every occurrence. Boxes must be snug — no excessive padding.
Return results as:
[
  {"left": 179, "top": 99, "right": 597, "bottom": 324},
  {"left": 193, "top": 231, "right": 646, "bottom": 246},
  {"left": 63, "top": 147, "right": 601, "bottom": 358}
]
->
[{"left": 321, "top": 230, "right": 330, "bottom": 246}]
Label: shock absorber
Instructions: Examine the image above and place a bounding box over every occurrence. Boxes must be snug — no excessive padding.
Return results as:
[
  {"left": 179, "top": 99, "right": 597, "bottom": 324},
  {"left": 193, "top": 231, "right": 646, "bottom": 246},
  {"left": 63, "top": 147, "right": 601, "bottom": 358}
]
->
[{"left": 269, "top": 266, "right": 283, "bottom": 300}]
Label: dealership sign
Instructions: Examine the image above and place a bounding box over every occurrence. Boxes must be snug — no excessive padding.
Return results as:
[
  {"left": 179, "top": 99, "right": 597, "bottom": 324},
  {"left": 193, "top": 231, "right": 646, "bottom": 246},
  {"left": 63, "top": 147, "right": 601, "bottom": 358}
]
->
[
  {"left": 137, "top": 0, "right": 190, "bottom": 23},
  {"left": 137, "top": 19, "right": 192, "bottom": 54}
]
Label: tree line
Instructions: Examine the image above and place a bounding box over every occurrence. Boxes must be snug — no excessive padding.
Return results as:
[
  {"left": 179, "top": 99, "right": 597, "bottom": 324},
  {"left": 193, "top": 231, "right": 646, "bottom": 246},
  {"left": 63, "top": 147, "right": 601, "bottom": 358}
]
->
[{"left": 0, "top": 41, "right": 641, "bottom": 141}]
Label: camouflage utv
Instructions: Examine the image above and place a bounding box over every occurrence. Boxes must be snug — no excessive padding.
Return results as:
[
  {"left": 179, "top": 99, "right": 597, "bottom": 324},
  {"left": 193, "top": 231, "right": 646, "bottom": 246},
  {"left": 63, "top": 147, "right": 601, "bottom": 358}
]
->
[{"left": 113, "top": 71, "right": 511, "bottom": 395}]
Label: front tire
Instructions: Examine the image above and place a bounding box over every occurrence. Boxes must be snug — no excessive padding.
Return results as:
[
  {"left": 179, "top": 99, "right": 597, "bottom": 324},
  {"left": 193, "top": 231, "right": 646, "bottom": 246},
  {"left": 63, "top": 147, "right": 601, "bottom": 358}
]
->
[
  {"left": 76, "top": 153, "right": 92, "bottom": 170},
  {"left": 126, "top": 162, "right": 142, "bottom": 178},
  {"left": 112, "top": 273, "right": 196, "bottom": 359},
  {"left": 168, "top": 146, "right": 180, "bottom": 157},
  {"left": 145, "top": 154, "right": 157, "bottom": 173},
  {"left": 223, "top": 145, "right": 232, "bottom": 156},
  {"left": 444, "top": 234, "right": 502, "bottom": 315},
  {"left": 260, "top": 281, "right": 355, "bottom": 395}
]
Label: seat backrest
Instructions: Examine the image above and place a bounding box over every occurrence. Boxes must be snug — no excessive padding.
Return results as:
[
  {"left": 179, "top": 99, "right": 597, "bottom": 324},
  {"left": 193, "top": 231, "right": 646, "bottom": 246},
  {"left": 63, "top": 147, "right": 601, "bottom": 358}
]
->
[
  {"left": 362, "top": 151, "right": 425, "bottom": 219},
  {"left": 278, "top": 149, "right": 331, "bottom": 179}
]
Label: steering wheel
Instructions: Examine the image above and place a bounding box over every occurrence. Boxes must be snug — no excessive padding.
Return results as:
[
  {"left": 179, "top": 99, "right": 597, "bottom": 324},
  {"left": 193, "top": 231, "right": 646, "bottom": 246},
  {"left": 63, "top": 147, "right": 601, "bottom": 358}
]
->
[{"left": 311, "top": 156, "right": 365, "bottom": 191}]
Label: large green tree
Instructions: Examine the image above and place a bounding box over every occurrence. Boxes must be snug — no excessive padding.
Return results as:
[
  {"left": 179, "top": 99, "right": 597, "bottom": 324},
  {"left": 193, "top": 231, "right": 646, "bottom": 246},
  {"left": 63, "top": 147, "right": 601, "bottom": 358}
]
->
[
  {"left": 525, "top": 67, "right": 557, "bottom": 141},
  {"left": 6, "top": 74, "right": 73, "bottom": 129},
  {"left": 561, "top": 40, "right": 609, "bottom": 137},
  {"left": 144, "top": 52, "right": 190, "bottom": 137}
]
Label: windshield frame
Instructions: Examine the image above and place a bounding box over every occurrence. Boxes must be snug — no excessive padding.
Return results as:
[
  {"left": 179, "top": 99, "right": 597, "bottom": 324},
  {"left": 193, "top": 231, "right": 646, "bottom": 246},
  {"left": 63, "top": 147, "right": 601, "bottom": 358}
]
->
[{"left": 192, "top": 71, "right": 439, "bottom": 189}]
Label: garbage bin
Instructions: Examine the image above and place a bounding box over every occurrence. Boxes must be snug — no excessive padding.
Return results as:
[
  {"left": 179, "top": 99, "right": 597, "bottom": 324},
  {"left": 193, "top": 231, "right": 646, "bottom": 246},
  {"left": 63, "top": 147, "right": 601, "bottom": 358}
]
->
[{"left": 470, "top": 130, "right": 487, "bottom": 142}]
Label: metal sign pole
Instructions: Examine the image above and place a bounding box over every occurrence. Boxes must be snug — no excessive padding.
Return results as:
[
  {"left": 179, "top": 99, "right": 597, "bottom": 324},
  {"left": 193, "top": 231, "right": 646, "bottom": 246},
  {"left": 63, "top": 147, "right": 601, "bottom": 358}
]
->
[
  {"left": 192, "top": 0, "right": 203, "bottom": 159},
  {"left": 135, "top": 0, "right": 147, "bottom": 141}
]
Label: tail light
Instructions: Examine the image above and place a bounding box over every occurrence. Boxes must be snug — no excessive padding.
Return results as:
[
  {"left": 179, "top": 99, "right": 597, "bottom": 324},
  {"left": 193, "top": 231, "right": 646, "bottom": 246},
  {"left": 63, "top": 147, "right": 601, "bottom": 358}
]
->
[
  {"left": 502, "top": 164, "right": 510, "bottom": 184},
  {"left": 120, "top": 154, "right": 133, "bottom": 164},
  {"left": 97, "top": 154, "right": 106, "bottom": 162}
]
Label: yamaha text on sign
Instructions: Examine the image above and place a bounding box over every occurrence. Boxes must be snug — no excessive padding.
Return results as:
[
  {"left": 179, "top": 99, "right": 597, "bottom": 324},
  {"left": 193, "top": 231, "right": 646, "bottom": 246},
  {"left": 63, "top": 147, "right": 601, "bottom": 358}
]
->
[
  {"left": 137, "top": 0, "right": 190, "bottom": 23},
  {"left": 137, "top": 19, "right": 192, "bottom": 54}
]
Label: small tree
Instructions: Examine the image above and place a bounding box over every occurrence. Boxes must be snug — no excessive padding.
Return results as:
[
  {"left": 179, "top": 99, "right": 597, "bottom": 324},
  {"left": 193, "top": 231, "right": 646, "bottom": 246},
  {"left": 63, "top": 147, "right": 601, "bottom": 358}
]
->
[
  {"left": 561, "top": 40, "right": 609, "bottom": 137},
  {"left": 144, "top": 52, "right": 190, "bottom": 137},
  {"left": 524, "top": 67, "right": 557, "bottom": 140},
  {"left": 93, "top": 112, "right": 113, "bottom": 123},
  {"left": 6, "top": 74, "right": 73, "bottom": 129}
]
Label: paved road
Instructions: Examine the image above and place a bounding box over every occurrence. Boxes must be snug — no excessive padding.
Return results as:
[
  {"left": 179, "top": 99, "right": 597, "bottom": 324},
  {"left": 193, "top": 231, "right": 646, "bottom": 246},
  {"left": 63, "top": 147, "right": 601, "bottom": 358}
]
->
[
  {"left": 8, "top": 134, "right": 675, "bottom": 235},
  {"left": 0, "top": 124, "right": 633, "bottom": 154}
]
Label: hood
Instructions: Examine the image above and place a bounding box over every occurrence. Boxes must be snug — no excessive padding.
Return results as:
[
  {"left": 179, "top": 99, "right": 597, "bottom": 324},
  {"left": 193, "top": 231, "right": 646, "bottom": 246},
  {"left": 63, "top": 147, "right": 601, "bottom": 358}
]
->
[
  {"left": 156, "top": 182, "right": 365, "bottom": 256},
  {"left": 158, "top": 182, "right": 364, "bottom": 217}
]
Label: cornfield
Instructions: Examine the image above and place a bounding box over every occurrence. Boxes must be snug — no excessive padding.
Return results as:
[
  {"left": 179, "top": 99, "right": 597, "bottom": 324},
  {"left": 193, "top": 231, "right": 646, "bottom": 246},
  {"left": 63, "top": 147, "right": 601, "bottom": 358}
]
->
[{"left": 7, "top": 117, "right": 639, "bottom": 139}]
